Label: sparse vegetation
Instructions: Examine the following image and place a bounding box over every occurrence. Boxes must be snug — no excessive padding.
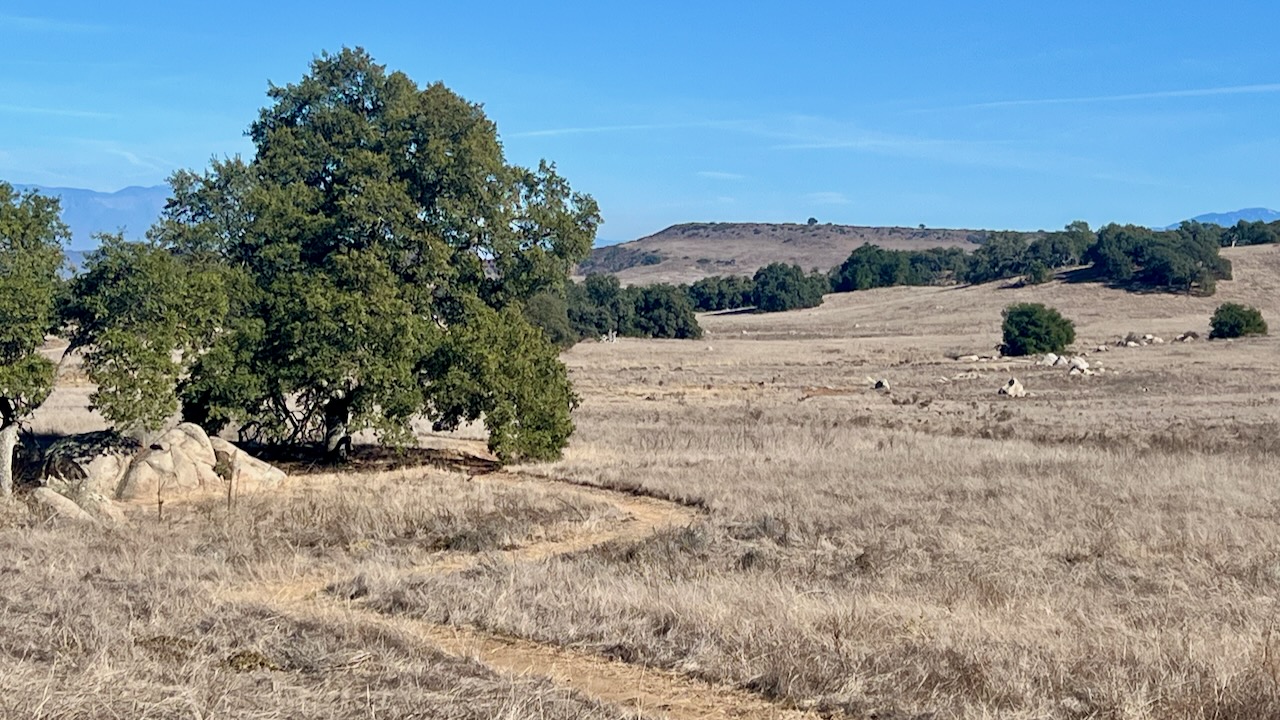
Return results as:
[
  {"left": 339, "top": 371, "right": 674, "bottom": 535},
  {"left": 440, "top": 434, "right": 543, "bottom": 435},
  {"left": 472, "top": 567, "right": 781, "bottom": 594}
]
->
[
  {"left": 1209, "top": 302, "right": 1267, "bottom": 339},
  {"left": 1001, "top": 302, "right": 1075, "bottom": 356}
]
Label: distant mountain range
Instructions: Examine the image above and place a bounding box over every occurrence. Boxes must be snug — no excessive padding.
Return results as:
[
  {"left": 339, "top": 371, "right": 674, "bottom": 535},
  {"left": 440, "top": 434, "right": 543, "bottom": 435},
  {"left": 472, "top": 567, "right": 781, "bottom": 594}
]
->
[
  {"left": 12, "top": 184, "right": 170, "bottom": 251},
  {"left": 1163, "top": 208, "right": 1280, "bottom": 230}
]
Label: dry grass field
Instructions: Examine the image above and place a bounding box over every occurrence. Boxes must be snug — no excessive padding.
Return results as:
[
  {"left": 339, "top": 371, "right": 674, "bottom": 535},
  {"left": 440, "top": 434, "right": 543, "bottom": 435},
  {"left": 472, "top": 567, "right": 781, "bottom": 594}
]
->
[{"left": 5, "top": 245, "right": 1280, "bottom": 718}]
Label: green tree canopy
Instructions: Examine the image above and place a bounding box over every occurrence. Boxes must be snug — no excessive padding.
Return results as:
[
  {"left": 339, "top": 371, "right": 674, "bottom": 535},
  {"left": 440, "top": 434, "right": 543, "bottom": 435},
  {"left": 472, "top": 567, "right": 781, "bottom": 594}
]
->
[
  {"left": 1001, "top": 303, "right": 1075, "bottom": 356},
  {"left": 752, "top": 263, "right": 826, "bottom": 313},
  {"left": 1209, "top": 303, "right": 1267, "bottom": 339},
  {"left": 0, "top": 183, "right": 68, "bottom": 494},
  {"left": 67, "top": 48, "right": 600, "bottom": 463}
]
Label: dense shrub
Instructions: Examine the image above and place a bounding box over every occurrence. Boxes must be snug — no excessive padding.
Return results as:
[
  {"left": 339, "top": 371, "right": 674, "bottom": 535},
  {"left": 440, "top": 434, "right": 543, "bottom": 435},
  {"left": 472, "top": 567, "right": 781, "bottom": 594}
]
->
[
  {"left": 1001, "top": 303, "right": 1075, "bottom": 356},
  {"left": 752, "top": 263, "right": 826, "bottom": 313},
  {"left": 1209, "top": 303, "right": 1267, "bottom": 339},
  {"left": 563, "top": 274, "right": 702, "bottom": 341},
  {"left": 631, "top": 284, "right": 702, "bottom": 339},
  {"left": 830, "top": 245, "right": 967, "bottom": 292},
  {"left": 688, "top": 274, "right": 755, "bottom": 311},
  {"left": 522, "top": 292, "right": 577, "bottom": 349}
]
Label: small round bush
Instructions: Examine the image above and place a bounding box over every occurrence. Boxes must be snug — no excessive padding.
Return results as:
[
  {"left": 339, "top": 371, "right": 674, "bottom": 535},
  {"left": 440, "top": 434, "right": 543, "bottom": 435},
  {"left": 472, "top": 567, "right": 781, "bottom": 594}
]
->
[
  {"left": 1209, "top": 302, "right": 1267, "bottom": 339},
  {"left": 1001, "top": 303, "right": 1075, "bottom": 356}
]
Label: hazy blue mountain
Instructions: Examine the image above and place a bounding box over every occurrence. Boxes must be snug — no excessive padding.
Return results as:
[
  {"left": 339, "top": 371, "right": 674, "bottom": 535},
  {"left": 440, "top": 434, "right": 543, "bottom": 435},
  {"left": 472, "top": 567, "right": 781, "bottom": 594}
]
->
[
  {"left": 1164, "top": 208, "right": 1280, "bottom": 230},
  {"left": 12, "top": 184, "right": 170, "bottom": 250}
]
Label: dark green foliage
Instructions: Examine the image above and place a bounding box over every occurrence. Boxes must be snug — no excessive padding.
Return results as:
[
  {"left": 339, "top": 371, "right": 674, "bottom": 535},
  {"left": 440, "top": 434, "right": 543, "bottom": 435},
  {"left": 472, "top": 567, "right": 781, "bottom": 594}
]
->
[
  {"left": 0, "top": 182, "right": 67, "bottom": 427},
  {"left": 565, "top": 274, "right": 702, "bottom": 340},
  {"left": 1087, "top": 224, "right": 1230, "bottom": 294},
  {"left": 1219, "top": 220, "right": 1277, "bottom": 247},
  {"left": 65, "top": 235, "right": 233, "bottom": 432},
  {"left": 1023, "top": 262, "right": 1052, "bottom": 285},
  {"left": 522, "top": 292, "right": 576, "bottom": 349},
  {"left": 1001, "top": 303, "right": 1075, "bottom": 356},
  {"left": 963, "top": 232, "right": 1031, "bottom": 284},
  {"left": 567, "top": 274, "right": 635, "bottom": 338},
  {"left": 1209, "top": 303, "right": 1267, "bottom": 339},
  {"left": 830, "top": 245, "right": 967, "bottom": 292},
  {"left": 751, "top": 263, "right": 826, "bottom": 313},
  {"left": 631, "top": 284, "right": 702, "bottom": 339},
  {"left": 688, "top": 274, "right": 754, "bottom": 311},
  {"left": 422, "top": 299, "right": 576, "bottom": 462},
  {"left": 67, "top": 48, "right": 599, "bottom": 462}
]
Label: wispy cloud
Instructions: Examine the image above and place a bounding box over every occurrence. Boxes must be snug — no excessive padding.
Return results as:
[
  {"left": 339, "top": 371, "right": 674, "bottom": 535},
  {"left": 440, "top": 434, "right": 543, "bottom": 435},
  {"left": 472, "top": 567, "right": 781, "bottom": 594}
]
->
[
  {"left": 0, "top": 103, "right": 116, "bottom": 119},
  {"left": 0, "top": 14, "right": 112, "bottom": 33},
  {"left": 957, "top": 82, "right": 1280, "bottom": 109},
  {"left": 805, "top": 191, "right": 850, "bottom": 206},
  {"left": 697, "top": 170, "right": 746, "bottom": 181},
  {"left": 101, "top": 147, "right": 167, "bottom": 173},
  {"left": 507, "top": 120, "right": 741, "bottom": 139}
]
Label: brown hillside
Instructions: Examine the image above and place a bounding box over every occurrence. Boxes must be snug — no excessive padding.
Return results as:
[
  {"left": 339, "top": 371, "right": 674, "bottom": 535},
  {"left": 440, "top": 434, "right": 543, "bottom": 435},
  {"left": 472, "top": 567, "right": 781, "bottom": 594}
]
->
[{"left": 580, "top": 221, "right": 988, "bottom": 285}]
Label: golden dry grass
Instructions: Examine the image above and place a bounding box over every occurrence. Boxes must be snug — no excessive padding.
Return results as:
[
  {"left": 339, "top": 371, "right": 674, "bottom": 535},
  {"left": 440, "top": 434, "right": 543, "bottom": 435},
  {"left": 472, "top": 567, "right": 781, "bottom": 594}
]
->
[
  {"left": 347, "top": 245, "right": 1280, "bottom": 717},
  {"left": 8, "top": 245, "right": 1280, "bottom": 718}
]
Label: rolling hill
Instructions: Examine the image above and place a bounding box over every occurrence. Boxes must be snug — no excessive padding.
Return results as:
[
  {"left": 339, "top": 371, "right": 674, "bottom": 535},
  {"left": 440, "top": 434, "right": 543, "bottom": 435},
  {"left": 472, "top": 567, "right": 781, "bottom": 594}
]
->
[
  {"left": 577, "top": 222, "right": 988, "bottom": 285},
  {"left": 1163, "top": 207, "right": 1280, "bottom": 230},
  {"left": 12, "top": 184, "right": 169, "bottom": 250}
]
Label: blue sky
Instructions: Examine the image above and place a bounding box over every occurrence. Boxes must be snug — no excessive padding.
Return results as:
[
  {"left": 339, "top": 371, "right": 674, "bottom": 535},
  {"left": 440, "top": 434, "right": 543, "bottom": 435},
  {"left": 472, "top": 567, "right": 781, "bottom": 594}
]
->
[{"left": 3, "top": 2, "right": 1279, "bottom": 243}]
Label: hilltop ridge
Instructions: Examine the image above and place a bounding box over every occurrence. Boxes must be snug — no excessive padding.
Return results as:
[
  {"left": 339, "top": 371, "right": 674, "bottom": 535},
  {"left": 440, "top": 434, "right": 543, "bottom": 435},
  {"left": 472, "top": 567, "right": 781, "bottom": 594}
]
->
[{"left": 580, "top": 221, "right": 987, "bottom": 285}]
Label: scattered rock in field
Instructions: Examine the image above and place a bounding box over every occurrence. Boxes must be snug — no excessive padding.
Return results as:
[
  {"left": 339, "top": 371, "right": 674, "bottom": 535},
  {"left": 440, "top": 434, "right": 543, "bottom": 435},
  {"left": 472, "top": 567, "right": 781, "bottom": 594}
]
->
[
  {"left": 1052, "top": 355, "right": 1071, "bottom": 367},
  {"left": 873, "top": 379, "right": 891, "bottom": 391},
  {"left": 1176, "top": 331, "right": 1199, "bottom": 342},
  {"left": 998, "top": 378, "right": 1026, "bottom": 398},
  {"left": 25, "top": 487, "right": 97, "bottom": 524},
  {"left": 209, "top": 437, "right": 287, "bottom": 492},
  {"left": 1151, "top": 336, "right": 1165, "bottom": 344},
  {"left": 1125, "top": 341, "right": 1140, "bottom": 348},
  {"left": 118, "top": 423, "right": 223, "bottom": 502},
  {"left": 41, "top": 431, "right": 141, "bottom": 499},
  {"left": 1039, "top": 353, "right": 1059, "bottom": 366},
  {"left": 957, "top": 355, "right": 980, "bottom": 362},
  {"left": 1069, "top": 356, "right": 1090, "bottom": 372},
  {"left": 1094, "top": 345, "right": 1109, "bottom": 353}
]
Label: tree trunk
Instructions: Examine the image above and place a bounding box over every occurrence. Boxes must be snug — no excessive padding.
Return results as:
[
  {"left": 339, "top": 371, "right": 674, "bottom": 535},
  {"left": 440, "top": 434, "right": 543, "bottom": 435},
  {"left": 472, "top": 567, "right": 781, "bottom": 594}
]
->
[
  {"left": 323, "top": 397, "right": 352, "bottom": 463},
  {"left": 0, "top": 423, "right": 19, "bottom": 498}
]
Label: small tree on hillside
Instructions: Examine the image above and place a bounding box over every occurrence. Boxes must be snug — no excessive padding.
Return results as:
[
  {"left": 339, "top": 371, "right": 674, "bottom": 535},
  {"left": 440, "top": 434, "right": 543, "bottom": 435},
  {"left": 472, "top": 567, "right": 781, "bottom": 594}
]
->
[
  {"left": 1001, "top": 303, "right": 1075, "bottom": 356},
  {"left": 1209, "top": 303, "right": 1267, "bottom": 339},
  {"left": 0, "top": 183, "right": 67, "bottom": 495}
]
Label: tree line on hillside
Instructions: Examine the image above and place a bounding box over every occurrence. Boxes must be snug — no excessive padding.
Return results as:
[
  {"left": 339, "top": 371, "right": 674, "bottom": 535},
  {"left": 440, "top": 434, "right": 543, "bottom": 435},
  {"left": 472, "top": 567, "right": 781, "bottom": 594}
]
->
[
  {"left": 0, "top": 48, "right": 604, "bottom": 479},
  {"left": 670, "top": 220, "right": 1239, "bottom": 319},
  {"left": 522, "top": 261, "right": 830, "bottom": 347}
]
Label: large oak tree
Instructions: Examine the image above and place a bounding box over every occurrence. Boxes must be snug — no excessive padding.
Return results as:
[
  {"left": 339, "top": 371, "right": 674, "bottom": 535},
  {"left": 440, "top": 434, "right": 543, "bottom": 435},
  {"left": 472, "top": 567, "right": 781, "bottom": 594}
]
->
[{"left": 68, "top": 48, "right": 600, "bottom": 462}]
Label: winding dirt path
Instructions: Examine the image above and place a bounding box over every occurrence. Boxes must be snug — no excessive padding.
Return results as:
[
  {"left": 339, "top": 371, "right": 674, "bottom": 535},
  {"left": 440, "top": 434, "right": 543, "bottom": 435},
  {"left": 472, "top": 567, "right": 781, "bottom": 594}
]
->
[{"left": 235, "top": 466, "right": 816, "bottom": 720}]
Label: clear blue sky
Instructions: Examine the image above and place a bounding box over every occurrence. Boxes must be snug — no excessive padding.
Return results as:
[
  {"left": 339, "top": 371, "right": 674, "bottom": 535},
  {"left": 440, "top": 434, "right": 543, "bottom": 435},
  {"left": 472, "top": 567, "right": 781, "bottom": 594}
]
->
[{"left": 3, "top": 2, "right": 1279, "bottom": 243}]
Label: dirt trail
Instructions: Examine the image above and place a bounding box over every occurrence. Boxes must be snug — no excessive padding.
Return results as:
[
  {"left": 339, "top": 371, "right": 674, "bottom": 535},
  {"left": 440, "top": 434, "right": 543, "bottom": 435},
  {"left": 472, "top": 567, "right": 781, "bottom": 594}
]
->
[{"left": 235, "top": 466, "right": 816, "bottom": 720}]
